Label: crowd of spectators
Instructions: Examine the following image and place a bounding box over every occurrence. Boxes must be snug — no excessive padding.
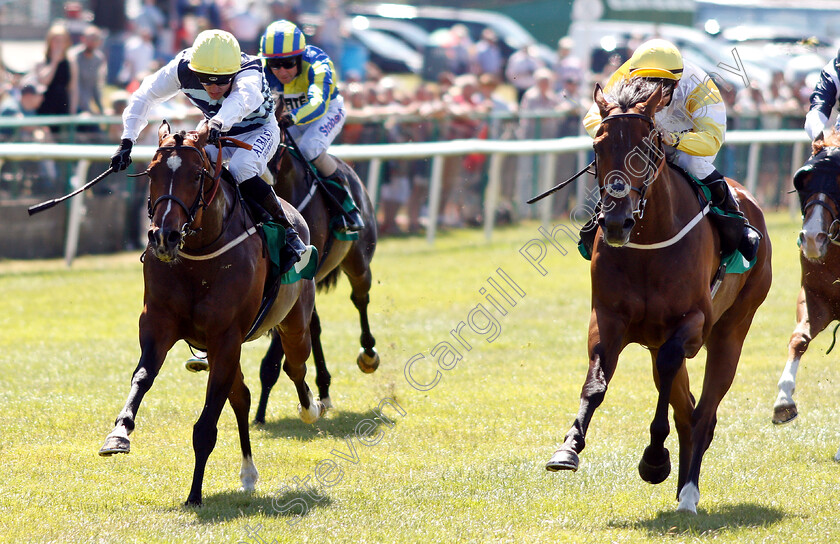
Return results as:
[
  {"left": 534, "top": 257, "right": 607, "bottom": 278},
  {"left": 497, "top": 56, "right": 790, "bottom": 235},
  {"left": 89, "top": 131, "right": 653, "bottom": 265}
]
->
[{"left": 0, "top": 0, "right": 820, "bottom": 237}]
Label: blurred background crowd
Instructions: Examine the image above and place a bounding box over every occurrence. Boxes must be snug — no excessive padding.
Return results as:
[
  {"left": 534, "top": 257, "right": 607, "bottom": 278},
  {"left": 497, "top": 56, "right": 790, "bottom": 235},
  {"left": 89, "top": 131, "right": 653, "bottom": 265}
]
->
[{"left": 0, "top": 0, "right": 833, "bottom": 249}]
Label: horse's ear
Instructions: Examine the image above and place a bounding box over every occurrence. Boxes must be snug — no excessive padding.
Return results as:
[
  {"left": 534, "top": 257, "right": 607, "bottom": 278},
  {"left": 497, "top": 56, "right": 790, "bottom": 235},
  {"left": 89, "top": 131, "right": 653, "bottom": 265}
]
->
[
  {"left": 158, "top": 120, "right": 171, "bottom": 144},
  {"left": 594, "top": 84, "right": 610, "bottom": 117},
  {"left": 640, "top": 84, "right": 663, "bottom": 116}
]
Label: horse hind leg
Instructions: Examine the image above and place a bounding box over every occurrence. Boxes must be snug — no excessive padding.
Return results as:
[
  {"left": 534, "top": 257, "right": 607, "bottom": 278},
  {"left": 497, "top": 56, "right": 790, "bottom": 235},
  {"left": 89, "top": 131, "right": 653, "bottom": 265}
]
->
[
  {"left": 228, "top": 368, "right": 258, "bottom": 492},
  {"left": 310, "top": 307, "right": 333, "bottom": 409},
  {"left": 279, "top": 285, "right": 324, "bottom": 424},
  {"left": 254, "top": 330, "right": 285, "bottom": 424},
  {"left": 346, "top": 267, "right": 379, "bottom": 373}
]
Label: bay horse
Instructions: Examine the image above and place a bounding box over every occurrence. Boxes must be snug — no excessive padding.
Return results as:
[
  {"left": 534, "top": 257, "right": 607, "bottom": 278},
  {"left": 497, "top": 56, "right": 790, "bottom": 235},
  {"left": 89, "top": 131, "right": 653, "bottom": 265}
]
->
[
  {"left": 251, "top": 106, "right": 379, "bottom": 424},
  {"left": 773, "top": 131, "right": 840, "bottom": 460},
  {"left": 545, "top": 80, "right": 772, "bottom": 513},
  {"left": 99, "top": 121, "right": 323, "bottom": 506}
]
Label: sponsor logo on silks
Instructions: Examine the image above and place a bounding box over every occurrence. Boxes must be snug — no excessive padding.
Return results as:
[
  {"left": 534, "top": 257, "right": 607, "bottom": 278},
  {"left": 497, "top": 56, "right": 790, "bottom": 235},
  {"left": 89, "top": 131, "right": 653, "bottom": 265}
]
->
[
  {"left": 252, "top": 127, "right": 274, "bottom": 157},
  {"left": 318, "top": 110, "right": 345, "bottom": 136},
  {"left": 284, "top": 94, "right": 307, "bottom": 110}
]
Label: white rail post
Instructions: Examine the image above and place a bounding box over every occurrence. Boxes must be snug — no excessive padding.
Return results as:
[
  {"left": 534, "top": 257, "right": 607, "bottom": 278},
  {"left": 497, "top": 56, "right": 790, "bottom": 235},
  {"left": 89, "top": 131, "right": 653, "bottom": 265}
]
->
[
  {"left": 64, "top": 159, "right": 90, "bottom": 267},
  {"left": 538, "top": 152, "right": 558, "bottom": 226},
  {"left": 426, "top": 154, "right": 444, "bottom": 244},
  {"left": 789, "top": 142, "right": 805, "bottom": 219},
  {"left": 483, "top": 153, "right": 503, "bottom": 241},
  {"left": 745, "top": 142, "right": 761, "bottom": 196},
  {"left": 366, "top": 157, "right": 382, "bottom": 209}
]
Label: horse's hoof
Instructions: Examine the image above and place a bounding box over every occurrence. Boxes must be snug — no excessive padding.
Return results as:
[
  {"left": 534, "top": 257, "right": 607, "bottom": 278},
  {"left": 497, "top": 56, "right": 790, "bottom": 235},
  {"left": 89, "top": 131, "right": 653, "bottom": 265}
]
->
[
  {"left": 772, "top": 403, "right": 798, "bottom": 424},
  {"left": 639, "top": 446, "right": 670, "bottom": 484},
  {"left": 321, "top": 396, "right": 333, "bottom": 411},
  {"left": 99, "top": 434, "right": 130, "bottom": 456},
  {"left": 298, "top": 400, "right": 324, "bottom": 424},
  {"left": 357, "top": 348, "right": 380, "bottom": 374},
  {"left": 546, "top": 448, "right": 579, "bottom": 472},
  {"left": 185, "top": 357, "right": 209, "bottom": 373}
]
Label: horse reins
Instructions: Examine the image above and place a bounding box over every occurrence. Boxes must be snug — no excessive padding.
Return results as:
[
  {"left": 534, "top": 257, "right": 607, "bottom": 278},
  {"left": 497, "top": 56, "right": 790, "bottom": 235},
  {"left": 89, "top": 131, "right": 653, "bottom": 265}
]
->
[{"left": 132, "top": 134, "right": 255, "bottom": 251}]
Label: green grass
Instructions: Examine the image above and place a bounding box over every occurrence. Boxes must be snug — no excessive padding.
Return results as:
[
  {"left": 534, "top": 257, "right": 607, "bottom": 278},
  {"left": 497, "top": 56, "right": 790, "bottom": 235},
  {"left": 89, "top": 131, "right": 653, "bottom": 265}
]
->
[{"left": 1, "top": 212, "right": 839, "bottom": 544}]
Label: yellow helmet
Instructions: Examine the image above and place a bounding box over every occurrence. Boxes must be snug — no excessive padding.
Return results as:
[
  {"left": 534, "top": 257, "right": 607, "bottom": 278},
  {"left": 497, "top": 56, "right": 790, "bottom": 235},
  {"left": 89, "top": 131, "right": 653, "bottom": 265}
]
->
[
  {"left": 627, "top": 39, "right": 683, "bottom": 81},
  {"left": 188, "top": 30, "right": 242, "bottom": 75}
]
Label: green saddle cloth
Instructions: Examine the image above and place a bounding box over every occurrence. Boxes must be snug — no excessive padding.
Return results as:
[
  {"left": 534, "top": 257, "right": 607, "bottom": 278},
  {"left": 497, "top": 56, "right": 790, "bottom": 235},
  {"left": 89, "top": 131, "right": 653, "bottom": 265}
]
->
[{"left": 262, "top": 222, "right": 318, "bottom": 284}]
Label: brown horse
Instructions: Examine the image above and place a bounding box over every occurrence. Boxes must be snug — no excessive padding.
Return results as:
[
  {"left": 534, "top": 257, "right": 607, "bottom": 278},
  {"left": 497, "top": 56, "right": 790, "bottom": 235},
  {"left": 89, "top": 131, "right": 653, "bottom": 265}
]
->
[
  {"left": 98, "top": 121, "right": 323, "bottom": 506},
  {"left": 252, "top": 118, "right": 379, "bottom": 424},
  {"left": 545, "top": 81, "right": 772, "bottom": 513},
  {"left": 773, "top": 131, "right": 840, "bottom": 460}
]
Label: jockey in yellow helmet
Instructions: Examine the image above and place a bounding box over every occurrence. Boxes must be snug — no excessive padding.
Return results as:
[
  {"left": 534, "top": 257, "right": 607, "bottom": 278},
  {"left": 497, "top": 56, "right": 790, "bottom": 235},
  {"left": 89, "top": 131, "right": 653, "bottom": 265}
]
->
[
  {"left": 582, "top": 38, "right": 760, "bottom": 261},
  {"left": 260, "top": 19, "right": 364, "bottom": 233}
]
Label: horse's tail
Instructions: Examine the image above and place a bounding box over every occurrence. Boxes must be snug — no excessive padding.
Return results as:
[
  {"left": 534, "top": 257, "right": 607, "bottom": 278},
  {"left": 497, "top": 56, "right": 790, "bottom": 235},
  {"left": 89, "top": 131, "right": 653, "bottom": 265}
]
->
[{"left": 316, "top": 267, "right": 341, "bottom": 293}]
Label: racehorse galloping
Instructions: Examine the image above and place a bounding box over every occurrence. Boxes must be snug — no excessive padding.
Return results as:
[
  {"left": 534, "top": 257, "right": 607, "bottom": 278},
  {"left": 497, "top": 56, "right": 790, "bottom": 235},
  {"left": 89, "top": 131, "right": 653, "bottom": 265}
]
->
[
  {"left": 773, "top": 131, "right": 840, "bottom": 459},
  {"left": 252, "top": 108, "right": 378, "bottom": 424},
  {"left": 99, "top": 121, "right": 323, "bottom": 506},
  {"left": 545, "top": 82, "right": 772, "bottom": 513}
]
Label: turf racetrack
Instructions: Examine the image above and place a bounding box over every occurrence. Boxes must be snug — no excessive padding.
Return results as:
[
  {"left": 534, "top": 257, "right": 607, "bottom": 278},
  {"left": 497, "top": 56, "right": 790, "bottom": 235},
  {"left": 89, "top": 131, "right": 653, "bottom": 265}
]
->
[{"left": 1, "top": 213, "right": 838, "bottom": 543}]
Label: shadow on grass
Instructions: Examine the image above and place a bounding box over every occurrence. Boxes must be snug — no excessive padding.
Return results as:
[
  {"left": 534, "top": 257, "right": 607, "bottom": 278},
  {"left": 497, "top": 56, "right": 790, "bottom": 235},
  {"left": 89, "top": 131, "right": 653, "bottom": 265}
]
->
[
  {"left": 611, "top": 503, "right": 786, "bottom": 536},
  {"left": 255, "top": 409, "right": 395, "bottom": 441},
  {"left": 191, "top": 489, "right": 333, "bottom": 524}
]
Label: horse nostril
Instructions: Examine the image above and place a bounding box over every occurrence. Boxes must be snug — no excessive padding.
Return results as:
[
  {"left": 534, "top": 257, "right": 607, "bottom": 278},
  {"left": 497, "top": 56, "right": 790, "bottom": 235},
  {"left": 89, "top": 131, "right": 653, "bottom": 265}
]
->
[
  {"left": 798, "top": 231, "right": 806, "bottom": 244},
  {"left": 166, "top": 230, "right": 182, "bottom": 248},
  {"left": 148, "top": 229, "right": 160, "bottom": 246},
  {"left": 623, "top": 218, "right": 635, "bottom": 231}
]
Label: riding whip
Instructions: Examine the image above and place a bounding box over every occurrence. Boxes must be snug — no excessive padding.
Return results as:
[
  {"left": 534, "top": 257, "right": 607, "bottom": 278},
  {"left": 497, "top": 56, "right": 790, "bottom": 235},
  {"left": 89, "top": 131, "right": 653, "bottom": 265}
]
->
[
  {"left": 527, "top": 160, "right": 595, "bottom": 204},
  {"left": 28, "top": 166, "right": 116, "bottom": 215}
]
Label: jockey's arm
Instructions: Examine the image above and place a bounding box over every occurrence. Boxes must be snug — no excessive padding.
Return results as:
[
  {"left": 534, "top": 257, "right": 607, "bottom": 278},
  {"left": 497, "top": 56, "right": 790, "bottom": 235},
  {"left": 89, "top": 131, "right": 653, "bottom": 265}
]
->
[
  {"left": 671, "top": 78, "right": 725, "bottom": 157},
  {"left": 121, "top": 57, "right": 182, "bottom": 142},
  {"left": 212, "top": 66, "right": 265, "bottom": 131},
  {"left": 292, "top": 60, "right": 333, "bottom": 125},
  {"left": 805, "top": 60, "right": 840, "bottom": 139}
]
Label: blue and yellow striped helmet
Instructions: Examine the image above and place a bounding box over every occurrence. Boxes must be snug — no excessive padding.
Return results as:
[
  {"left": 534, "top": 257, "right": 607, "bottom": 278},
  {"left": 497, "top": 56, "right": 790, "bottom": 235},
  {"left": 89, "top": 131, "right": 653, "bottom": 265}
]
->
[{"left": 260, "top": 20, "right": 306, "bottom": 58}]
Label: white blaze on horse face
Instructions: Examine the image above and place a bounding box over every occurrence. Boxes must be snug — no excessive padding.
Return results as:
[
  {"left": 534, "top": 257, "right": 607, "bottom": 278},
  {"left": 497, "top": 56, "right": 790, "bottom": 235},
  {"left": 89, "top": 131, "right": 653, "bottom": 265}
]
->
[
  {"left": 157, "top": 155, "right": 183, "bottom": 229},
  {"left": 801, "top": 195, "right": 829, "bottom": 259},
  {"left": 167, "top": 155, "right": 182, "bottom": 172}
]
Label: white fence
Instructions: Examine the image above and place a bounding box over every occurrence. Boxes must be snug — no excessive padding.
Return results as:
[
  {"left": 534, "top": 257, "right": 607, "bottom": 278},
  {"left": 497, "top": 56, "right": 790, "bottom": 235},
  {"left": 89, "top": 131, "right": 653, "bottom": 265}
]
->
[{"left": 0, "top": 129, "right": 811, "bottom": 263}]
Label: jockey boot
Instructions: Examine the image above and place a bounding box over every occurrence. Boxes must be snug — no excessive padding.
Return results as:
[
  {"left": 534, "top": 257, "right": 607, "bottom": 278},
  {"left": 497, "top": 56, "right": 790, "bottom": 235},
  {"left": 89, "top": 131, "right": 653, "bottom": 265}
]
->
[
  {"left": 701, "top": 169, "right": 761, "bottom": 261},
  {"left": 240, "top": 175, "right": 306, "bottom": 273},
  {"left": 578, "top": 202, "right": 600, "bottom": 260},
  {"left": 324, "top": 168, "right": 365, "bottom": 233}
]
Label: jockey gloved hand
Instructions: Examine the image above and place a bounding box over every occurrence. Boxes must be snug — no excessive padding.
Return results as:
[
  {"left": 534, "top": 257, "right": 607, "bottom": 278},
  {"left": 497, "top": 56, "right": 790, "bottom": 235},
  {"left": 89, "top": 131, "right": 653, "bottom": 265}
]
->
[
  {"left": 278, "top": 111, "right": 295, "bottom": 131},
  {"left": 207, "top": 119, "right": 223, "bottom": 146},
  {"left": 109, "top": 139, "right": 133, "bottom": 171}
]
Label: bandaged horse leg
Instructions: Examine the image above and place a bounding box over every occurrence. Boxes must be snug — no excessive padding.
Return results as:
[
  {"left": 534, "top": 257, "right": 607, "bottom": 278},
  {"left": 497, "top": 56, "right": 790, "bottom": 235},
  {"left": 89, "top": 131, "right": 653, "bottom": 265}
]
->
[{"left": 313, "top": 152, "right": 365, "bottom": 233}]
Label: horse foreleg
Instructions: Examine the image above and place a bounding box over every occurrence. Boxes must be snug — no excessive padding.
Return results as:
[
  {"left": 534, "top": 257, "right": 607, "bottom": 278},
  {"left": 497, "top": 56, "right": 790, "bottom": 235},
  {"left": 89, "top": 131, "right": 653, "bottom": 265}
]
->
[
  {"left": 254, "top": 330, "right": 284, "bottom": 424},
  {"left": 186, "top": 334, "right": 242, "bottom": 506},
  {"left": 228, "top": 368, "right": 257, "bottom": 493},
  {"left": 310, "top": 307, "right": 333, "bottom": 409},
  {"left": 773, "top": 287, "right": 830, "bottom": 424},
  {"left": 100, "top": 318, "right": 176, "bottom": 457},
  {"left": 346, "top": 266, "right": 379, "bottom": 374},
  {"left": 546, "top": 313, "right": 623, "bottom": 472},
  {"left": 678, "top": 322, "right": 746, "bottom": 514}
]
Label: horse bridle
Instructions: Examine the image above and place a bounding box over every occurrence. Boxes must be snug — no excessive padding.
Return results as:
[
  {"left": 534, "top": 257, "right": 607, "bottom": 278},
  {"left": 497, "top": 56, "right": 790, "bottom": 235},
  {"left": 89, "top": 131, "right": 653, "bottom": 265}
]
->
[
  {"left": 596, "top": 111, "right": 666, "bottom": 219},
  {"left": 130, "top": 138, "right": 223, "bottom": 244},
  {"left": 794, "top": 148, "right": 840, "bottom": 243}
]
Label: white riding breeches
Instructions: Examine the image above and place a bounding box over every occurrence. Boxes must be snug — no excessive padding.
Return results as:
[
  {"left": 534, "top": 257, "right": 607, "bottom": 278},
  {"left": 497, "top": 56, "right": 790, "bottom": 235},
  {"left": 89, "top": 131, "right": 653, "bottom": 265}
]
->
[
  {"left": 287, "top": 95, "right": 345, "bottom": 162},
  {"left": 205, "top": 120, "right": 280, "bottom": 184}
]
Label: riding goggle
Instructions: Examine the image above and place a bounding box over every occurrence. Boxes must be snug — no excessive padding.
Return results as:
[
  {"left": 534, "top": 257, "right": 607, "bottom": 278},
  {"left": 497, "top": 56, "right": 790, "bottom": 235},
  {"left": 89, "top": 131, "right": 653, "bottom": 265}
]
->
[
  {"left": 195, "top": 72, "right": 234, "bottom": 86},
  {"left": 266, "top": 56, "right": 299, "bottom": 70}
]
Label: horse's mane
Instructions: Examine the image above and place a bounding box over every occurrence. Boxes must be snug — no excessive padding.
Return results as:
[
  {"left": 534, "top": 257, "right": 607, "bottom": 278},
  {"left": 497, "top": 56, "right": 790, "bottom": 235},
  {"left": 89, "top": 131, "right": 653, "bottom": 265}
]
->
[
  {"left": 607, "top": 78, "right": 662, "bottom": 111},
  {"left": 813, "top": 130, "right": 840, "bottom": 155}
]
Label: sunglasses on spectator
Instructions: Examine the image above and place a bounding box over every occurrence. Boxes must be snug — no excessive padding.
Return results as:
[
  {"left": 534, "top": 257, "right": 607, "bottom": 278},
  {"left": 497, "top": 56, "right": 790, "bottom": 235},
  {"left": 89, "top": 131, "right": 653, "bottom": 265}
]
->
[
  {"left": 266, "top": 57, "right": 298, "bottom": 70},
  {"left": 195, "top": 72, "right": 234, "bottom": 86}
]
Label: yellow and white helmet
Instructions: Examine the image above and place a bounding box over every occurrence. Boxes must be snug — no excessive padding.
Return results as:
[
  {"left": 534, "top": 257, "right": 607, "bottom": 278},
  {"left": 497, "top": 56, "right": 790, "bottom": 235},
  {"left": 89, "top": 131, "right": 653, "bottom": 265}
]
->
[
  {"left": 188, "top": 29, "right": 242, "bottom": 77},
  {"left": 627, "top": 39, "right": 683, "bottom": 81}
]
